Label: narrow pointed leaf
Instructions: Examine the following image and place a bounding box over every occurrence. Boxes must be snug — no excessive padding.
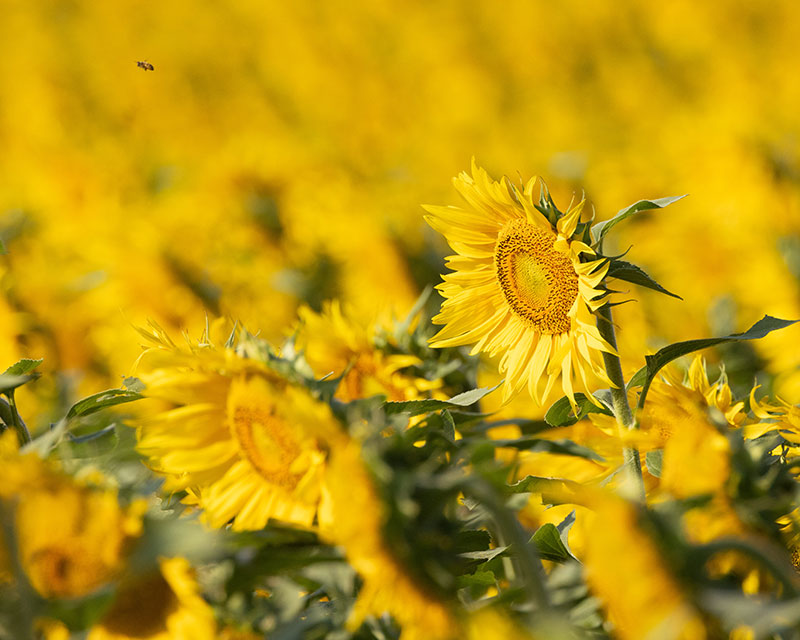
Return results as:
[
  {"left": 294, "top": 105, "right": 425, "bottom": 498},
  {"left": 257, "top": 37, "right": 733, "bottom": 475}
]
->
[
  {"left": 487, "top": 438, "right": 604, "bottom": 460},
  {"left": 66, "top": 389, "right": 144, "bottom": 419},
  {"left": 592, "top": 195, "right": 686, "bottom": 246},
  {"left": 384, "top": 384, "right": 499, "bottom": 416},
  {"left": 637, "top": 315, "right": 799, "bottom": 409},
  {"left": 606, "top": 259, "right": 682, "bottom": 300}
]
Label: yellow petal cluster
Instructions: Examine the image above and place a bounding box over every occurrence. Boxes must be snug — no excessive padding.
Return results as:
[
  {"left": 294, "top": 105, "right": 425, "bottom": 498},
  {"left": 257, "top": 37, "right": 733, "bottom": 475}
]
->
[
  {"left": 0, "top": 432, "right": 145, "bottom": 600},
  {"left": 322, "top": 439, "right": 460, "bottom": 640},
  {"left": 583, "top": 493, "right": 706, "bottom": 640},
  {"left": 133, "top": 323, "right": 343, "bottom": 531},
  {"left": 295, "top": 300, "right": 440, "bottom": 402},
  {"left": 88, "top": 557, "right": 216, "bottom": 640},
  {"left": 425, "top": 161, "right": 614, "bottom": 407}
]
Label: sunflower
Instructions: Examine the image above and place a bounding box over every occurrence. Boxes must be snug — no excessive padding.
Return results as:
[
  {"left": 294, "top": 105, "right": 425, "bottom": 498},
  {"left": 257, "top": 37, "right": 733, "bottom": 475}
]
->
[
  {"left": 294, "top": 300, "right": 440, "bottom": 402},
  {"left": 0, "top": 432, "right": 145, "bottom": 600},
  {"left": 637, "top": 356, "right": 742, "bottom": 499},
  {"left": 133, "top": 321, "right": 344, "bottom": 532},
  {"left": 583, "top": 493, "right": 707, "bottom": 640},
  {"left": 88, "top": 557, "right": 216, "bottom": 640},
  {"left": 424, "top": 161, "right": 613, "bottom": 406},
  {"left": 321, "top": 440, "right": 460, "bottom": 640}
]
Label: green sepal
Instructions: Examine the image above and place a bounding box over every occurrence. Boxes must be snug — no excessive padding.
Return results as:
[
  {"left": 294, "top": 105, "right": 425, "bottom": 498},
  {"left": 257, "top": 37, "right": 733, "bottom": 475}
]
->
[
  {"left": 606, "top": 259, "right": 682, "bottom": 300},
  {"left": 535, "top": 180, "right": 563, "bottom": 226},
  {"left": 592, "top": 194, "right": 686, "bottom": 247},
  {"left": 545, "top": 392, "right": 613, "bottom": 427},
  {"left": 637, "top": 315, "right": 799, "bottom": 410}
]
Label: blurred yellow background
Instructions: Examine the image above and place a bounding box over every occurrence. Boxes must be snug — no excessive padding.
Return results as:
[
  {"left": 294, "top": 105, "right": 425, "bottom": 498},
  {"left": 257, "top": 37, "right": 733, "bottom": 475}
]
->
[{"left": 2, "top": 0, "right": 800, "bottom": 423}]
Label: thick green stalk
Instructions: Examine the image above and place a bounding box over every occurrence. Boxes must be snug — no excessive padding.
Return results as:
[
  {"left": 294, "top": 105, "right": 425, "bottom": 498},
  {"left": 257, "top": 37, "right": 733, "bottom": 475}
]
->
[{"left": 596, "top": 303, "right": 645, "bottom": 502}]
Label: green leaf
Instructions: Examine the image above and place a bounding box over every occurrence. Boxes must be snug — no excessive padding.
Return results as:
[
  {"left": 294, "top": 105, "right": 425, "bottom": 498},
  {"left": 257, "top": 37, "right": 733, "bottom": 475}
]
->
[
  {"left": 592, "top": 195, "right": 686, "bottom": 246},
  {"left": 459, "top": 546, "right": 509, "bottom": 561},
  {"left": 66, "top": 389, "right": 144, "bottom": 419},
  {"left": 484, "top": 438, "right": 604, "bottom": 461},
  {"left": 122, "top": 376, "right": 146, "bottom": 392},
  {"left": 3, "top": 358, "right": 43, "bottom": 376},
  {"left": 637, "top": 315, "right": 800, "bottom": 409},
  {"left": 606, "top": 259, "right": 682, "bottom": 300},
  {"left": 0, "top": 238, "right": 5, "bottom": 254},
  {"left": 645, "top": 450, "right": 663, "bottom": 477},
  {"left": 626, "top": 365, "right": 647, "bottom": 390},
  {"left": 456, "top": 570, "right": 497, "bottom": 589},
  {"left": 0, "top": 374, "right": 36, "bottom": 395},
  {"left": 440, "top": 409, "right": 456, "bottom": 442},
  {"left": 531, "top": 523, "right": 572, "bottom": 563},
  {"left": 384, "top": 384, "right": 499, "bottom": 416},
  {"left": 508, "top": 476, "right": 584, "bottom": 506},
  {"left": 545, "top": 392, "right": 612, "bottom": 427}
]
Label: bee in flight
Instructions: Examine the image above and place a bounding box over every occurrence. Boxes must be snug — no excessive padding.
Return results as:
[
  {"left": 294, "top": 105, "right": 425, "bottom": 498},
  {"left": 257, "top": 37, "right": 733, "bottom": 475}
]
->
[{"left": 136, "top": 60, "right": 155, "bottom": 71}]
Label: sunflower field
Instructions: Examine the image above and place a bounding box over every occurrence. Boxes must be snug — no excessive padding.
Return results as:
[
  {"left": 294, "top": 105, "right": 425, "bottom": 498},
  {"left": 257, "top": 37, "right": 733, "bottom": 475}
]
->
[{"left": 4, "top": 1, "right": 800, "bottom": 639}]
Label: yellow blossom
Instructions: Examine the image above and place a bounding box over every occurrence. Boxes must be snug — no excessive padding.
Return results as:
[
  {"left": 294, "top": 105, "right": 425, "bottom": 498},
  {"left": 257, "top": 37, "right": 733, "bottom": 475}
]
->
[
  {"left": 424, "top": 161, "right": 614, "bottom": 407},
  {"left": 88, "top": 557, "right": 216, "bottom": 640},
  {"left": 133, "top": 322, "right": 344, "bottom": 531}
]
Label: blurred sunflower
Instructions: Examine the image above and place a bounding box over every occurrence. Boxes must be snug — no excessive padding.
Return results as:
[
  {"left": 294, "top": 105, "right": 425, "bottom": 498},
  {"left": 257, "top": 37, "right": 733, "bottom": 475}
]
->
[
  {"left": 424, "top": 161, "right": 613, "bottom": 406},
  {"left": 321, "top": 440, "right": 459, "bottom": 640},
  {"left": 133, "top": 321, "right": 344, "bottom": 531},
  {"left": 295, "top": 300, "right": 440, "bottom": 402},
  {"left": 0, "top": 432, "right": 145, "bottom": 600},
  {"left": 87, "top": 557, "right": 216, "bottom": 640},
  {"left": 583, "top": 493, "right": 706, "bottom": 640}
]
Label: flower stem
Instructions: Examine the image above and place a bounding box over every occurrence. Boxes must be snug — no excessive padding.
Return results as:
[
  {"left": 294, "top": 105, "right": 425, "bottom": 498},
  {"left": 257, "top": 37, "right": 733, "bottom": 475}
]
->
[
  {"left": 7, "top": 391, "right": 31, "bottom": 446},
  {"left": 464, "top": 479, "right": 551, "bottom": 616},
  {"left": 596, "top": 303, "right": 645, "bottom": 502}
]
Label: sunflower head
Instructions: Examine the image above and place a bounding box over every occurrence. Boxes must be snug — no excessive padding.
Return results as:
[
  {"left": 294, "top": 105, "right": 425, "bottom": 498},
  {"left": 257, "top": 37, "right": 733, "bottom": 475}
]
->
[
  {"left": 89, "top": 556, "right": 216, "bottom": 640},
  {"left": 133, "top": 321, "right": 345, "bottom": 532},
  {"left": 0, "top": 431, "right": 145, "bottom": 600},
  {"left": 424, "top": 161, "right": 614, "bottom": 406},
  {"left": 294, "top": 300, "right": 440, "bottom": 402}
]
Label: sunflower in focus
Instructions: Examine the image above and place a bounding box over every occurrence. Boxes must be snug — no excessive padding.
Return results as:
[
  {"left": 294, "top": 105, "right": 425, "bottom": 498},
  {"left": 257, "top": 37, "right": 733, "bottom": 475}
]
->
[
  {"left": 133, "top": 321, "right": 344, "bottom": 532},
  {"left": 424, "top": 161, "right": 613, "bottom": 406}
]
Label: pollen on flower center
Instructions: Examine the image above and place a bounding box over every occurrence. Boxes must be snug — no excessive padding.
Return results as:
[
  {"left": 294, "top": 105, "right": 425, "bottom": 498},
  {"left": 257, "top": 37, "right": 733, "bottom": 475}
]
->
[
  {"left": 494, "top": 219, "right": 579, "bottom": 334},
  {"left": 228, "top": 384, "right": 303, "bottom": 490}
]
